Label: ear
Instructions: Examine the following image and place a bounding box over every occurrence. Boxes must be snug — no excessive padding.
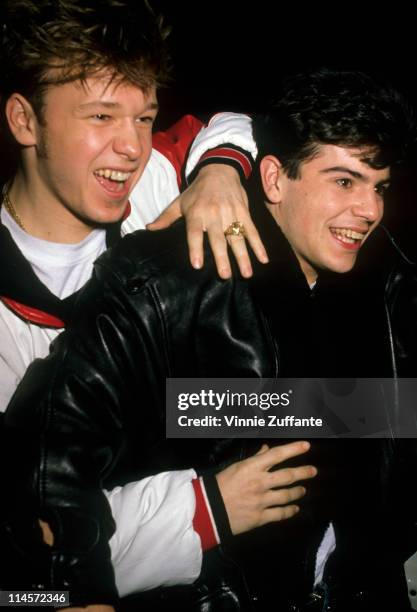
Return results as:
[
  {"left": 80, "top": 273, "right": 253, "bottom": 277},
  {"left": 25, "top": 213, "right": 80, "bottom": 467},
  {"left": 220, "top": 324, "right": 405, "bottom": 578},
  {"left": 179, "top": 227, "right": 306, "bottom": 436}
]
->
[
  {"left": 5, "top": 93, "right": 40, "bottom": 147},
  {"left": 259, "top": 155, "right": 284, "bottom": 204}
]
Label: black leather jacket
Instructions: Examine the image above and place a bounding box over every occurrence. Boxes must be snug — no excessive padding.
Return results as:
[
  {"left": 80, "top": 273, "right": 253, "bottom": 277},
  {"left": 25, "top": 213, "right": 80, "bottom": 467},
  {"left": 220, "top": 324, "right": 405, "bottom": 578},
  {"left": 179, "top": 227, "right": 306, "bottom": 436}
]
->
[{"left": 3, "top": 200, "right": 417, "bottom": 611}]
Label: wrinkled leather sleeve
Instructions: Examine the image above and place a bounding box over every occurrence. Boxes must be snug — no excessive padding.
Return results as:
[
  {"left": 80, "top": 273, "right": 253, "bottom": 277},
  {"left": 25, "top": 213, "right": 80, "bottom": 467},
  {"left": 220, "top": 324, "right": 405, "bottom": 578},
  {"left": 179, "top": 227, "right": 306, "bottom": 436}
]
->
[
  {"left": 3, "top": 240, "right": 177, "bottom": 605},
  {"left": 2, "top": 225, "right": 273, "bottom": 606}
]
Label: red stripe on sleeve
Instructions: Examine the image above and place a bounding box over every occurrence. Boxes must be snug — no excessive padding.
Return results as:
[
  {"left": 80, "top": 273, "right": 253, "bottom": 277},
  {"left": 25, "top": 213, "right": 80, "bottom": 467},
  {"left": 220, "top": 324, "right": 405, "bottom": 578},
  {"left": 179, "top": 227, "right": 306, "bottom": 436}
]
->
[
  {"left": 198, "top": 147, "right": 253, "bottom": 179},
  {"left": 191, "top": 478, "right": 219, "bottom": 551}
]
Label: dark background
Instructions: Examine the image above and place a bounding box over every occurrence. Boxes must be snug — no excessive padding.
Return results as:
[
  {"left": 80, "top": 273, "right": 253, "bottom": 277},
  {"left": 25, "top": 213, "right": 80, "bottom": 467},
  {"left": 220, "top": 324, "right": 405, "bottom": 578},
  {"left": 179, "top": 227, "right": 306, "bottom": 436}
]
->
[
  {"left": 1, "top": 2, "right": 415, "bottom": 248},
  {"left": 155, "top": 2, "right": 416, "bottom": 120},
  {"left": 154, "top": 2, "right": 417, "bottom": 253}
]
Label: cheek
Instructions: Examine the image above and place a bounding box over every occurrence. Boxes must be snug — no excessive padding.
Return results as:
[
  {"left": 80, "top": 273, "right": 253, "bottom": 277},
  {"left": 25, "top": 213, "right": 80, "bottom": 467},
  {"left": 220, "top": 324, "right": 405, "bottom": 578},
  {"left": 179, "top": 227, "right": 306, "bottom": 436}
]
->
[
  {"left": 44, "top": 132, "right": 97, "bottom": 185},
  {"left": 292, "top": 208, "right": 317, "bottom": 238},
  {"left": 141, "top": 133, "right": 153, "bottom": 164},
  {"left": 56, "top": 119, "right": 107, "bottom": 160},
  {"left": 288, "top": 187, "right": 319, "bottom": 231},
  {"left": 75, "top": 131, "right": 108, "bottom": 160}
]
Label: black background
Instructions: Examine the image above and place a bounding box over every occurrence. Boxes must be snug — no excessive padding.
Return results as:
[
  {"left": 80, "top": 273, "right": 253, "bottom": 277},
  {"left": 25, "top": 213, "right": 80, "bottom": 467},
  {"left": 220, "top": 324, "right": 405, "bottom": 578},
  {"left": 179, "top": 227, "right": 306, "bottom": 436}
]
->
[
  {"left": 155, "top": 2, "right": 416, "bottom": 120},
  {"left": 154, "top": 2, "right": 417, "bottom": 252},
  {"left": 1, "top": 2, "right": 416, "bottom": 246}
]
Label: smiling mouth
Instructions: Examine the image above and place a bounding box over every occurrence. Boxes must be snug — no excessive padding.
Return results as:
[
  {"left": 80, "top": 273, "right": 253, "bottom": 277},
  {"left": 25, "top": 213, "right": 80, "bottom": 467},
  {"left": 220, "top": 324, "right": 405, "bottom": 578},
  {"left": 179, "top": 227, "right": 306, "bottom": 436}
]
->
[
  {"left": 94, "top": 168, "right": 134, "bottom": 194},
  {"left": 330, "top": 227, "right": 366, "bottom": 246}
]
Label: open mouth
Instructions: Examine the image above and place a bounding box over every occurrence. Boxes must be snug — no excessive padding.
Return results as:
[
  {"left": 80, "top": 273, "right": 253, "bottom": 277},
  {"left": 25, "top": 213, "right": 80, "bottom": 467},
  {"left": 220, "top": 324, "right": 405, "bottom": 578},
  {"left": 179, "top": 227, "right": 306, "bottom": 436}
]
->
[
  {"left": 330, "top": 227, "right": 366, "bottom": 248},
  {"left": 94, "top": 168, "right": 133, "bottom": 195}
]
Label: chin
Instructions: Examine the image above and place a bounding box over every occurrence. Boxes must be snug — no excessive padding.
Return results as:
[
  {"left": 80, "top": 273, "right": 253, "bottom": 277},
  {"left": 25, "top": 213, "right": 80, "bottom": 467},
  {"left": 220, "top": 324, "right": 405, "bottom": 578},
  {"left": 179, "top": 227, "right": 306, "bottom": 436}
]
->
[
  {"left": 322, "top": 255, "right": 358, "bottom": 276},
  {"left": 332, "top": 262, "right": 357, "bottom": 275},
  {"left": 91, "top": 206, "right": 128, "bottom": 226}
]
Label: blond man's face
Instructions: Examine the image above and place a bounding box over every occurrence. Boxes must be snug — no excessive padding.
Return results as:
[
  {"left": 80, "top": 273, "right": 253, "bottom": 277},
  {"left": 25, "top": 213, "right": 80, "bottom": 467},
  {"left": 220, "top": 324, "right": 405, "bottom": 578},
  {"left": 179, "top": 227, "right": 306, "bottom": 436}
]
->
[{"left": 31, "top": 75, "right": 158, "bottom": 230}]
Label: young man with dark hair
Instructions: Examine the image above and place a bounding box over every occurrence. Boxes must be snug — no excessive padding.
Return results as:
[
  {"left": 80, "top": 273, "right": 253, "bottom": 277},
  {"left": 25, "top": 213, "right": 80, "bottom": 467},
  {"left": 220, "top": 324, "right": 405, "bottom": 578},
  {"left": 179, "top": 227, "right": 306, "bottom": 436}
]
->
[{"left": 4, "top": 68, "right": 416, "bottom": 610}]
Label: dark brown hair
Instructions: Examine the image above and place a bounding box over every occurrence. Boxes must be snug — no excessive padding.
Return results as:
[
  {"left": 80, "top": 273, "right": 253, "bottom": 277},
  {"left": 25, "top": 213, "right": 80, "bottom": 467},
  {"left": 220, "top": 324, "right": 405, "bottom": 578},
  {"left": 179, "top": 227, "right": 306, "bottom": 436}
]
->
[
  {"left": 253, "top": 69, "right": 415, "bottom": 178},
  {"left": 0, "top": 0, "right": 171, "bottom": 119}
]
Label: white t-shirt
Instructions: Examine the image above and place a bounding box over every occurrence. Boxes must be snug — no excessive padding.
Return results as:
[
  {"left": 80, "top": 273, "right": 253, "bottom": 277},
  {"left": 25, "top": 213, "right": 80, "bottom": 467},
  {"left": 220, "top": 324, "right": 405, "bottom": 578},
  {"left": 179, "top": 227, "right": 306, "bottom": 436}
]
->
[{"left": 1, "top": 207, "right": 107, "bottom": 299}]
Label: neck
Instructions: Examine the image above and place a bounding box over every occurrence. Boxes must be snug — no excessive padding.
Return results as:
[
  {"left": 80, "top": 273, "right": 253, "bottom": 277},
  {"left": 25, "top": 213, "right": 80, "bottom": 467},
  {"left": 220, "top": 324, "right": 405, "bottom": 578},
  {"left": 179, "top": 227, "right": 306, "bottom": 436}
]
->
[
  {"left": 7, "top": 171, "right": 95, "bottom": 244},
  {"left": 299, "top": 261, "right": 318, "bottom": 286}
]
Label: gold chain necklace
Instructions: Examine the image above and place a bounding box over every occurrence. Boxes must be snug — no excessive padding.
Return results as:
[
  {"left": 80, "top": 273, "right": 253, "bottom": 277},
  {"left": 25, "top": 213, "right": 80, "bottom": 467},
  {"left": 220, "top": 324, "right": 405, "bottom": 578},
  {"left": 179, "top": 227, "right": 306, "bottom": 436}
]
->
[{"left": 2, "top": 190, "right": 25, "bottom": 231}]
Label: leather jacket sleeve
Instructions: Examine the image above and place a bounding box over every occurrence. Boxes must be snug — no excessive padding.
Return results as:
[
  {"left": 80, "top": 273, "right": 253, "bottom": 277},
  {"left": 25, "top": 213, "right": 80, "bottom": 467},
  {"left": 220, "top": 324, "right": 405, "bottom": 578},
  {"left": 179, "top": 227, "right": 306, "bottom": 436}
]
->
[
  {"left": 2, "top": 224, "right": 273, "bottom": 606},
  {"left": 3, "top": 243, "right": 174, "bottom": 606}
]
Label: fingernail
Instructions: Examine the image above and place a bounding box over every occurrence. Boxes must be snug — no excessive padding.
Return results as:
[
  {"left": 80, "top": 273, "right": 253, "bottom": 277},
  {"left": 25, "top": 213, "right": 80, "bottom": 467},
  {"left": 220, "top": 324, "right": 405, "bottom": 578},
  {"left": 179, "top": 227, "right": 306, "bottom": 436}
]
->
[
  {"left": 192, "top": 258, "right": 202, "bottom": 270},
  {"left": 241, "top": 267, "right": 253, "bottom": 278},
  {"left": 219, "top": 268, "right": 231, "bottom": 279},
  {"left": 260, "top": 252, "right": 269, "bottom": 264}
]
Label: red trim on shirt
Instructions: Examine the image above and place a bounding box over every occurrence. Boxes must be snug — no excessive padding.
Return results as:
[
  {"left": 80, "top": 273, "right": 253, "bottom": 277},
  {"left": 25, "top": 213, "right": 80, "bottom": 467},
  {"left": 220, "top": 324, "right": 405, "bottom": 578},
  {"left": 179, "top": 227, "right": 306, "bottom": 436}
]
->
[
  {"left": 199, "top": 147, "right": 253, "bottom": 179},
  {"left": 152, "top": 115, "right": 204, "bottom": 188},
  {"left": 0, "top": 297, "right": 65, "bottom": 328},
  {"left": 192, "top": 478, "right": 219, "bottom": 551}
]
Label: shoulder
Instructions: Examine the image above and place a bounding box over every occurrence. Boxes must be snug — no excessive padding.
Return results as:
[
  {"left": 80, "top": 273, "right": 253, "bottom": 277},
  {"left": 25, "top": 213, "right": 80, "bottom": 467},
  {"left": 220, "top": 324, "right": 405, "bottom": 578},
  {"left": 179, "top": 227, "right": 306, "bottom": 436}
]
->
[
  {"left": 94, "top": 221, "right": 232, "bottom": 299},
  {"left": 377, "top": 227, "right": 417, "bottom": 296}
]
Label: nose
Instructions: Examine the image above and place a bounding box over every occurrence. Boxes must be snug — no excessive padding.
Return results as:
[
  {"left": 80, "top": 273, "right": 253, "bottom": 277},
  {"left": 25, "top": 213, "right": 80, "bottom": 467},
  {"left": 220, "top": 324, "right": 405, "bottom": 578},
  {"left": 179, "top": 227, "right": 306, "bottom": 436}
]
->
[
  {"left": 112, "top": 120, "right": 142, "bottom": 160},
  {"left": 351, "top": 188, "right": 382, "bottom": 223}
]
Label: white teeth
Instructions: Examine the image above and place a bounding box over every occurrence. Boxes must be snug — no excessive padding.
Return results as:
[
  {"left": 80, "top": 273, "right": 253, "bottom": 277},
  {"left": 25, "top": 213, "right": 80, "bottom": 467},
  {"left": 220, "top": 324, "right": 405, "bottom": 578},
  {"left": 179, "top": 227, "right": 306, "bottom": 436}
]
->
[
  {"left": 95, "top": 169, "right": 131, "bottom": 182},
  {"left": 331, "top": 228, "right": 364, "bottom": 241}
]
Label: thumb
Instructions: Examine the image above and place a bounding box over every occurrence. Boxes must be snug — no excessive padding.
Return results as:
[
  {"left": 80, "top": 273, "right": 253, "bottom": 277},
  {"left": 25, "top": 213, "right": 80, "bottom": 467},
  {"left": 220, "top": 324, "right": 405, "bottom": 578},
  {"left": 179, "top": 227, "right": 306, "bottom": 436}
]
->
[
  {"left": 39, "top": 519, "right": 54, "bottom": 546},
  {"left": 147, "top": 198, "right": 182, "bottom": 230}
]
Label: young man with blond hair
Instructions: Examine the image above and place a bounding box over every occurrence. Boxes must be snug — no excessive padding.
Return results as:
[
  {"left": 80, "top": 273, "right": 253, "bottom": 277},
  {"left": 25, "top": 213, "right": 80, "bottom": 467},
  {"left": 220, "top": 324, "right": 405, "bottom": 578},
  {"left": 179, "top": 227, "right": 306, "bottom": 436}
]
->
[{"left": 0, "top": 0, "right": 314, "bottom": 604}]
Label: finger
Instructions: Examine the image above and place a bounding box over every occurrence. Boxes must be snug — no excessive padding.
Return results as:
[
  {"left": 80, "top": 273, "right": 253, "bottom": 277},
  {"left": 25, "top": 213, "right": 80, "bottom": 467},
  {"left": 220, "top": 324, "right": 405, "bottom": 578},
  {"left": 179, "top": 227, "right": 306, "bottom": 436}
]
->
[
  {"left": 228, "top": 195, "right": 268, "bottom": 264},
  {"left": 226, "top": 235, "right": 253, "bottom": 278},
  {"left": 267, "top": 464, "right": 317, "bottom": 488},
  {"left": 185, "top": 215, "right": 205, "bottom": 270},
  {"left": 255, "top": 443, "right": 270, "bottom": 455},
  {"left": 146, "top": 198, "right": 182, "bottom": 231},
  {"left": 264, "top": 485, "right": 306, "bottom": 507},
  {"left": 207, "top": 224, "right": 232, "bottom": 279},
  {"left": 261, "top": 504, "right": 300, "bottom": 525},
  {"left": 256, "top": 440, "right": 311, "bottom": 471},
  {"left": 241, "top": 217, "right": 269, "bottom": 264}
]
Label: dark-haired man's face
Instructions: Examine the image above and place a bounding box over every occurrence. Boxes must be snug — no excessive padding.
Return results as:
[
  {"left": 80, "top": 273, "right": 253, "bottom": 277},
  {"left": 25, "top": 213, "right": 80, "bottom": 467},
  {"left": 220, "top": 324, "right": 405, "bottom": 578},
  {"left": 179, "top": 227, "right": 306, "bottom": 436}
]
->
[
  {"left": 25, "top": 74, "right": 158, "bottom": 241},
  {"left": 262, "top": 145, "right": 390, "bottom": 285}
]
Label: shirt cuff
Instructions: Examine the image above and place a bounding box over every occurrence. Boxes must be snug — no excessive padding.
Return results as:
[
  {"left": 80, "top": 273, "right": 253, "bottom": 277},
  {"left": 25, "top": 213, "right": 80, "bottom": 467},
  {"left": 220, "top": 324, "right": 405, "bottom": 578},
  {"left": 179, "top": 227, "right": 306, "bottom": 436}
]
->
[
  {"left": 186, "top": 144, "right": 254, "bottom": 186},
  {"left": 192, "top": 474, "right": 233, "bottom": 551}
]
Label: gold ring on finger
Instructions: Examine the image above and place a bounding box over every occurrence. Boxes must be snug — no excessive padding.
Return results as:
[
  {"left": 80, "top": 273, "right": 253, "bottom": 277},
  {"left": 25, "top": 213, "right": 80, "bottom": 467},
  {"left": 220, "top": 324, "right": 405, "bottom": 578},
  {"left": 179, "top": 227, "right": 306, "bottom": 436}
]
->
[{"left": 224, "top": 221, "right": 246, "bottom": 238}]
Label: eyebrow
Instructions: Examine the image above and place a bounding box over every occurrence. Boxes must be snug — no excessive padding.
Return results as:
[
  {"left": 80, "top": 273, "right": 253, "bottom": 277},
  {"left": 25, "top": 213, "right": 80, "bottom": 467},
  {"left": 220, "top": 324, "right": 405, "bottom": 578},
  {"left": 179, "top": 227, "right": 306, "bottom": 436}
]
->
[
  {"left": 320, "top": 166, "right": 390, "bottom": 185},
  {"left": 77, "top": 100, "right": 159, "bottom": 111}
]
